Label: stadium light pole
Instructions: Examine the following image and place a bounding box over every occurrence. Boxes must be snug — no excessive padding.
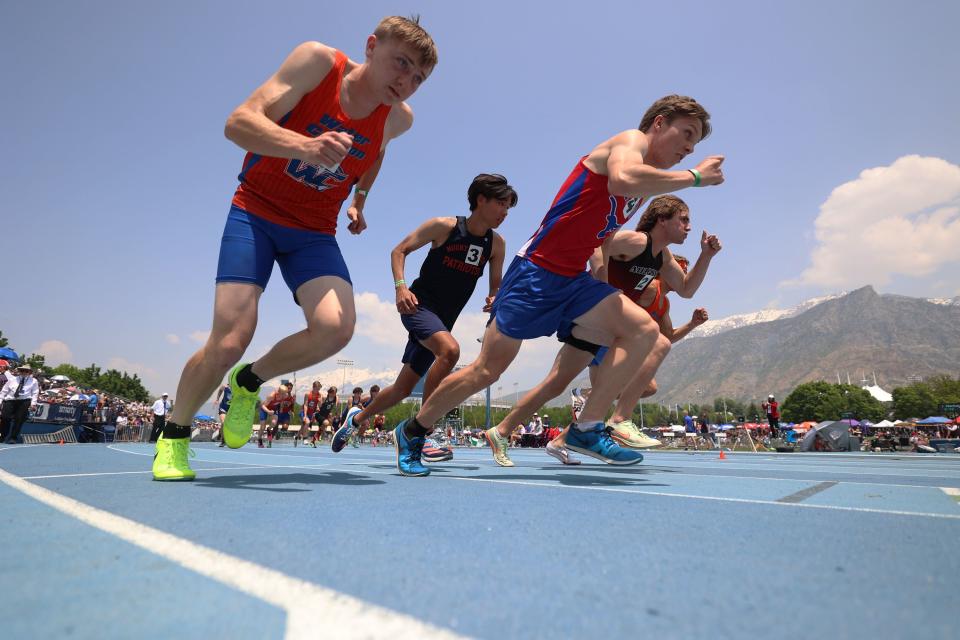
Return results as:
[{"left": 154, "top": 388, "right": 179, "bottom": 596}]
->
[
  {"left": 336, "top": 358, "right": 353, "bottom": 416},
  {"left": 477, "top": 337, "right": 491, "bottom": 428}
]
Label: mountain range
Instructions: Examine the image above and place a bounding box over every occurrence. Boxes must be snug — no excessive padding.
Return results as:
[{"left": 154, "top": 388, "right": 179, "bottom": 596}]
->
[{"left": 529, "top": 286, "right": 960, "bottom": 407}]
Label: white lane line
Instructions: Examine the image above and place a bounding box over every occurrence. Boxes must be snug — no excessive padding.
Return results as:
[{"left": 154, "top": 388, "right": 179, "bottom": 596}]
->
[
  {"left": 196, "top": 459, "right": 960, "bottom": 520},
  {"left": 0, "top": 466, "right": 464, "bottom": 640},
  {"left": 432, "top": 474, "right": 960, "bottom": 520},
  {"left": 99, "top": 445, "right": 960, "bottom": 517}
]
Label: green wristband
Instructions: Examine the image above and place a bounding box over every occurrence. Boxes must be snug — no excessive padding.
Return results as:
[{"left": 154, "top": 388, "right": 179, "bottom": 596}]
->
[
  {"left": 356, "top": 188, "right": 369, "bottom": 197},
  {"left": 688, "top": 169, "right": 702, "bottom": 187},
  {"left": 394, "top": 279, "right": 405, "bottom": 288}
]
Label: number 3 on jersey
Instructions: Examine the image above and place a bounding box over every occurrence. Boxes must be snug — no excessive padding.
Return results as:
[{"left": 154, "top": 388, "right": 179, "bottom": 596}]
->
[{"left": 465, "top": 244, "right": 483, "bottom": 266}]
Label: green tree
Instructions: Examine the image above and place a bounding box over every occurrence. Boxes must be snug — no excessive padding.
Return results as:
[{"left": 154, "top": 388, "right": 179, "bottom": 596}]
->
[
  {"left": 45, "top": 362, "right": 150, "bottom": 402},
  {"left": 23, "top": 353, "right": 47, "bottom": 372},
  {"left": 782, "top": 382, "right": 884, "bottom": 422},
  {"left": 0, "top": 330, "right": 9, "bottom": 348},
  {"left": 892, "top": 383, "right": 939, "bottom": 420}
]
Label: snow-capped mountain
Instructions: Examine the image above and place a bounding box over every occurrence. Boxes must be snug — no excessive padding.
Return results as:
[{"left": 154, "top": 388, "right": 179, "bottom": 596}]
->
[{"left": 689, "top": 293, "right": 846, "bottom": 338}]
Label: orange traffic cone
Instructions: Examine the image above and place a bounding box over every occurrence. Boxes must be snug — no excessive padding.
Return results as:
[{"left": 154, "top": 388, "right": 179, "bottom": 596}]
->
[{"left": 718, "top": 449, "right": 727, "bottom": 460}]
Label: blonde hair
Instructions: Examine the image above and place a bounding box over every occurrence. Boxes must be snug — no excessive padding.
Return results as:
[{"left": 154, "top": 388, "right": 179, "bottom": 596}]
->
[{"left": 374, "top": 15, "right": 438, "bottom": 69}]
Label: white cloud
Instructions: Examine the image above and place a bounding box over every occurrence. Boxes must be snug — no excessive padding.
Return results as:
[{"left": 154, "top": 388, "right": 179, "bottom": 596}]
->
[
  {"left": 354, "top": 291, "right": 408, "bottom": 348},
  {"left": 785, "top": 155, "right": 960, "bottom": 289},
  {"left": 165, "top": 333, "right": 181, "bottom": 345},
  {"left": 189, "top": 330, "right": 210, "bottom": 344},
  {"left": 36, "top": 340, "right": 73, "bottom": 365}
]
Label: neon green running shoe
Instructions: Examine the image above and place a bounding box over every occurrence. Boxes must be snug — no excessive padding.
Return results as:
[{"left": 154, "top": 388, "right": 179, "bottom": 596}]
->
[
  {"left": 484, "top": 427, "right": 514, "bottom": 467},
  {"left": 223, "top": 362, "right": 260, "bottom": 449},
  {"left": 152, "top": 435, "right": 196, "bottom": 481}
]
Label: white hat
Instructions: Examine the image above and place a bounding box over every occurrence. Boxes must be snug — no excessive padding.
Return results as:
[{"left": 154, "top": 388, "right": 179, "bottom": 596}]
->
[{"left": 162, "top": 392, "right": 169, "bottom": 396}]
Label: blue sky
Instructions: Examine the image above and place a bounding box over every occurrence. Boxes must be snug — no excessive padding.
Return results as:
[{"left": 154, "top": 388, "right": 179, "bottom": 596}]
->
[{"left": 4, "top": 0, "right": 959, "bottom": 402}]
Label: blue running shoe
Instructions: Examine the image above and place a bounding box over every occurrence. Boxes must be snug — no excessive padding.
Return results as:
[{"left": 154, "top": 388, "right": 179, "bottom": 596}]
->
[
  {"left": 393, "top": 421, "right": 430, "bottom": 477},
  {"left": 565, "top": 423, "right": 644, "bottom": 465},
  {"left": 332, "top": 406, "right": 362, "bottom": 453}
]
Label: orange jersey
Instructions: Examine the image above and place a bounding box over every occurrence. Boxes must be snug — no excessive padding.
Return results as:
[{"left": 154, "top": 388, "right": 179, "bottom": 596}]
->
[
  {"left": 232, "top": 51, "right": 391, "bottom": 234},
  {"left": 640, "top": 280, "right": 670, "bottom": 321}
]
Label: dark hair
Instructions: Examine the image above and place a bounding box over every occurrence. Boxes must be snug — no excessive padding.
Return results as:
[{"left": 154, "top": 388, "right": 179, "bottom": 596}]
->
[
  {"left": 468, "top": 174, "right": 518, "bottom": 211},
  {"left": 635, "top": 195, "right": 689, "bottom": 232},
  {"left": 638, "top": 95, "right": 711, "bottom": 141},
  {"left": 370, "top": 385, "right": 381, "bottom": 392},
  {"left": 352, "top": 387, "right": 363, "bottom": 394}
]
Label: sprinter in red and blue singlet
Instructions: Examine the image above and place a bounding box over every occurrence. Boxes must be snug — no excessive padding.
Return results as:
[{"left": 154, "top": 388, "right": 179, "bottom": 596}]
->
[{"left": 395, "top": 95, "right": 723, "bottom": 475}]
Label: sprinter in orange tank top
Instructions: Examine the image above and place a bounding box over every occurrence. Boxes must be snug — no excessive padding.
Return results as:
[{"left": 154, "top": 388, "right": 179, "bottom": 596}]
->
[{"left": 152, "top": 16, "right": 438, "bottom": 481}]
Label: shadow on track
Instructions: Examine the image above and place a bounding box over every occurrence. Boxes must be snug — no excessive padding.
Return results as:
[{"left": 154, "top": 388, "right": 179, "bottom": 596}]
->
[
  {"left": 456, "top": 471, "right": 667, "bottom": 488},
  {"left": 193, "top": 471, "right": 384, "bottom": 492}
]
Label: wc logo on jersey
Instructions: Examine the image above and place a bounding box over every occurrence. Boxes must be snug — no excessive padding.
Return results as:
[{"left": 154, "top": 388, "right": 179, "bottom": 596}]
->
[{"left": 284, "top": 159, "right": 348, "bottom": 191}]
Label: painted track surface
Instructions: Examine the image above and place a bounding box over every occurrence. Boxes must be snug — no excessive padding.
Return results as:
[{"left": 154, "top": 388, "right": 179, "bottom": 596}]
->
[{"left": 2, "top": 443, "right": 958, "bottom": 639}]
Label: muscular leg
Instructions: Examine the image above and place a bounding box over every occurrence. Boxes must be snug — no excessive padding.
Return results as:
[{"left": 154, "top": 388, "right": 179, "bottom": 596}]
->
[
  {"left": 494, "top": 345, "right": 593, "bottom": 438},
  {"left": 569, "top": 293, "right": 660, "bottom": 425},
  {"left": 420, "top": 332, "right": 460, "bottom": 402},
  {"left": 353, "top": 331, "right": 460, "bottom": 425},
  {"left": 609, "top": 333, "right": 671, "bottom": 423},
  {"left": 416, "top": 319, "right": 522, "bottom": 428},
  {"left": 249, "top": 276, "right": 356, "bottom": 382},
  {"left": 168, "top": 283, "right": 260, "bottom": 426}
]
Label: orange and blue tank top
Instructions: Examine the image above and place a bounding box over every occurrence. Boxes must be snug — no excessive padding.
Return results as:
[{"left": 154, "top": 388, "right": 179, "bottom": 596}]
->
[
  {"left": 232, "top": 50, "right": 391, "bottom": 235},
  {"left": 519, "top": 157, "right": 644, "bottom": 277}
]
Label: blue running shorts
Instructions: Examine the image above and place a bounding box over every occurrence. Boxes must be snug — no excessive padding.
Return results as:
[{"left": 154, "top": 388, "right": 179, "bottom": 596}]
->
[
  {"left": 400, "top": 307, "right": 452, "bottom": 377},
  {"left": 216, "top": 205, "right": 351, "bottom": 294},
  {"left": 491, "top": 257, "right": 617, "bottom": 340}
]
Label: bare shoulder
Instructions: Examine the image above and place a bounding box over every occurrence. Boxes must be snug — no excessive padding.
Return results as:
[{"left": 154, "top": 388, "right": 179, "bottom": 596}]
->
[
  {"left": 610, "top": 229, "right": 648, "bottom": 258},
  {"left": 420, "top": 216, "right": 457, "bottom": 238},
  {"left": 385, "top": 102, "right": 415, "bottom": 142},
  {"left": 282, "top": 41, "right": 337, "bottom": 80},
  {"left": 584, "top": 129, "right": 649, "bottom": 175}
]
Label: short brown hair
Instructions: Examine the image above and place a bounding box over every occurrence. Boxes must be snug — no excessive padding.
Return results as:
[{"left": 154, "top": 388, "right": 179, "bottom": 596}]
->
[
  {"left": 635, "top": 195, "right": 689, "bottom": 232},
  {"left": 374, "top": 15, "right": 438, "bottom": 70},
  {"left": 638, "top": 95, "right": 711, "bottom": 141},
  {"left": 468, "top": 174, "right": 518, "bottom": 211}
]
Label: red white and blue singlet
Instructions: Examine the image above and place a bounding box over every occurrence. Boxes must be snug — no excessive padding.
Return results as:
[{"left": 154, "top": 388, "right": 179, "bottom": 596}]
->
[{"left": 519, "top": 157, "right": 644, "bottom": 277}]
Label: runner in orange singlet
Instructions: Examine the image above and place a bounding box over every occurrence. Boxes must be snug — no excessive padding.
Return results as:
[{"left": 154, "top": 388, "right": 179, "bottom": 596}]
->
[{"left": 153, "top": 16, "right": 438, "bottom": 481}]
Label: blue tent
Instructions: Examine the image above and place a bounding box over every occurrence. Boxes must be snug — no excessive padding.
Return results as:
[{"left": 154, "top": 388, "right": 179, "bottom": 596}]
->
[
  {"left": 0, "top": 347, "right": 20, "bottom": 361},
  {"left": 194, "top": 414, "right": 215, "bottom": 421},
  {"left": 917, "top": 416, "right": 951, "bottom": 424}
]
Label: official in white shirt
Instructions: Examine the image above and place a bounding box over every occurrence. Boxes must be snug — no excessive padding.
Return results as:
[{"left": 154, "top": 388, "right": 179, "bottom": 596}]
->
[
  {"left": 149, "top": 393, "right": 172, "bottom": 443},
  {"left": 1, "top": 364, "right": 41, "bottom": 444}
]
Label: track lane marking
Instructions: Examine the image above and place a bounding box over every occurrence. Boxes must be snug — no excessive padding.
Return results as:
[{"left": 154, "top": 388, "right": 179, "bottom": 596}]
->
[{"left": 0, "top": 466, "right": 465, "bottom": 640}]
